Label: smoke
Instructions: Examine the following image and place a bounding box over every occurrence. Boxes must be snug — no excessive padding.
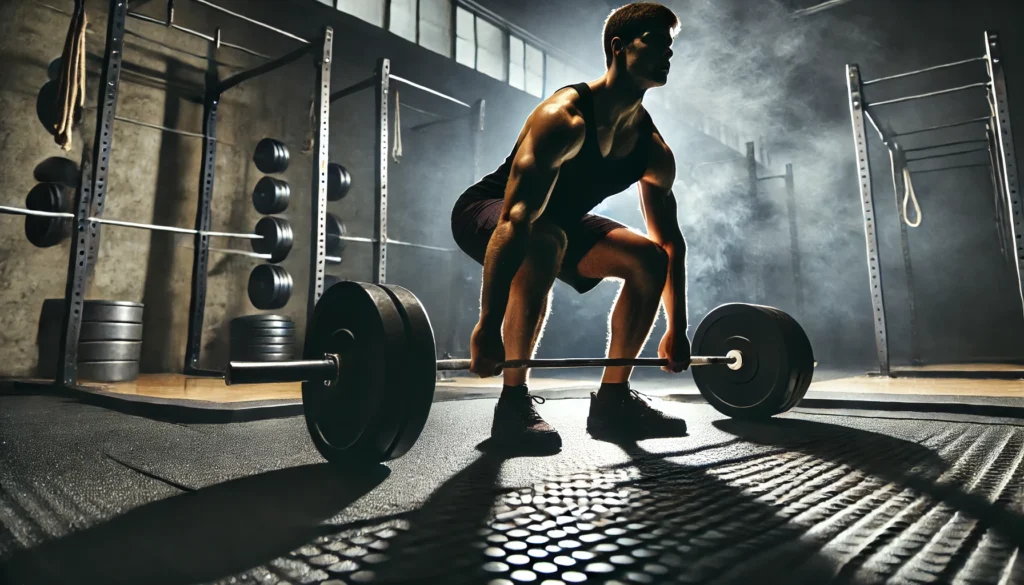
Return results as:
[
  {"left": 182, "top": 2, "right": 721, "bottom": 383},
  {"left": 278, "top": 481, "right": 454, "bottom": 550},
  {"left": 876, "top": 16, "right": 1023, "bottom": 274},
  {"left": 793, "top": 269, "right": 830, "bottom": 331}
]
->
[{"left": 536, "top": 0, "right": 885, "bottom": 365}]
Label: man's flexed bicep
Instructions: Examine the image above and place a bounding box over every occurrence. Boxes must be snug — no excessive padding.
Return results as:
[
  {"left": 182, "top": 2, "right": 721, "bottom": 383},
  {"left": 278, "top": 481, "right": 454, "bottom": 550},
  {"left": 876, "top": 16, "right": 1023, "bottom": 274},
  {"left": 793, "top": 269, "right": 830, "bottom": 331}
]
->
[{"left": 501, "top": 103, "right": 588, "bottom": 226}]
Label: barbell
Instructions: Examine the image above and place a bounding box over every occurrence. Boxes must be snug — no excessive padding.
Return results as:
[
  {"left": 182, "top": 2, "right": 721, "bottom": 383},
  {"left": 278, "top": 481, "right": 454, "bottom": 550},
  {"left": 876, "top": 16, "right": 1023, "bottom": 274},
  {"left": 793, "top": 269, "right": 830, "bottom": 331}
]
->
[
  {"left": 226, "top": 280, "right": 815, "bottom": 465},
  {"left": 5, "top": 183, "right": 294, "bottom": 262}
]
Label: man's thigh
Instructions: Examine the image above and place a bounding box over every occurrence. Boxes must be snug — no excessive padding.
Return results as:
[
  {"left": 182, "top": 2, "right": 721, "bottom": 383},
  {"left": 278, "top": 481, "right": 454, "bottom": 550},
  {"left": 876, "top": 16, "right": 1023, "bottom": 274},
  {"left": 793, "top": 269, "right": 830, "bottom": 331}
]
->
[{"left": 576, "top": 224, "right": 661, "bottom": 281}]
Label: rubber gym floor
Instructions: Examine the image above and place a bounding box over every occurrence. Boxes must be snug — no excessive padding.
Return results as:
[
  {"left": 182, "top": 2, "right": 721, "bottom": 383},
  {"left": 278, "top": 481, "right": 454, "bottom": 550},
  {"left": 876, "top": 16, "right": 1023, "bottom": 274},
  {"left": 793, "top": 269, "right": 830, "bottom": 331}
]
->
[{"left": 3, "top": 373, "right": 1024, "bottom": 585}]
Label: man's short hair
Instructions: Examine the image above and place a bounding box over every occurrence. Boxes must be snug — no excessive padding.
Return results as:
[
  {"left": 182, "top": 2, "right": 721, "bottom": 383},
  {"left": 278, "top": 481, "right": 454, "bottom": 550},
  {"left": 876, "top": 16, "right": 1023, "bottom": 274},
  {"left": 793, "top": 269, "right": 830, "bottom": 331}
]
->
[{"left": 602, "top": 3, "right": 680, "bottom": 67}]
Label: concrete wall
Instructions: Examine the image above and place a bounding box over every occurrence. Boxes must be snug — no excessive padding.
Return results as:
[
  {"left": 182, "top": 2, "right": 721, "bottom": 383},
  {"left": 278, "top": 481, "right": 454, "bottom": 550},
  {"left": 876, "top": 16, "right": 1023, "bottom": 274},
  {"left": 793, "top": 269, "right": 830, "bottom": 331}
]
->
[{"left": 0, "top": 0, "right": 545, "bottom": 376}]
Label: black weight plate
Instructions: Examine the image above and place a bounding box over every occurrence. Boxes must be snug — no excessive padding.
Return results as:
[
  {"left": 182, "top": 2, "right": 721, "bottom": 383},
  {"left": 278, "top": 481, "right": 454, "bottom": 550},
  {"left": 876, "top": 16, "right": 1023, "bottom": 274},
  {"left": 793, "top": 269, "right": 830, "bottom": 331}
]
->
[
  {"left": 327, "top": 163, "right": 351, "bottom": 201},
  {"left": 42, "top": 299, "right": 145, "bottom": 323},
  {"left": 80, "top": 322, "right": 143, "bottom": 341},
  {"left": 77, "top": 360, "right": 140, "bottom": 383},
  {"left": 47, "top": 57, "right": 62, "bottom": 80},
  {"left": 232, "top": 343, "right": 296, "bottom": 354},
  {"left": 34, "top": 157, "right": 80, "bottom": 188},
  {"left": 25, "top": 183, "right": 70, "bottom": 248},
  {"left": 762, "top": 306, "right": 815, "bottom": 413},
  {"left": 229, "top": 329, "right": 296, "bottom": 341},
  {"left": 232, "top": 351, "right": 298, "bottom": 363},
  {"left": 78, "top": 341, "right": 143, "bottom": 362},
  {"left": 691, "top": 303, "right": 793, "bottom": 419},
  {"left": 253, "top": 138, "right": 289, "bottom": 174},
  {"left": 252, "top": 176, "right": 291, "bottom": 215},
  {"left": 36, "top": 80, "right": 59, "bottom": 136},
  {"left": 231, "top": 314, "right": 294, "bottom": 327},
  {"left": 250, "top": 217, "right": 293, "bottom": 263},
  {"left": 303, "top": 281, "right": 405, "bottom": 465},
  {"left": 375, "top": 284, "right": 437, "bottom": 460},
  {"left": 230, "top": 335, "right": 296, "bottom": 346},
  {"left": 326, "top": 213, "right": 346, "bottom": 257},
  {"left": 248, "top": 265, "right": 292, "bottom": 310}
]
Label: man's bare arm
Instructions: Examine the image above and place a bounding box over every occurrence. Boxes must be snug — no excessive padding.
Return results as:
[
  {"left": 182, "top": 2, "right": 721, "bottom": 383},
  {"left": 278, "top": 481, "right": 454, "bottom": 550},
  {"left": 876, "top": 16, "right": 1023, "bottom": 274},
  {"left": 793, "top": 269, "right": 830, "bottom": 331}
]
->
[
  {"left": 638, "top": 130, "right": 687, "bottom": 333},
  {"left": 477, "top": 102, "right": 587, "bottom": 330}
]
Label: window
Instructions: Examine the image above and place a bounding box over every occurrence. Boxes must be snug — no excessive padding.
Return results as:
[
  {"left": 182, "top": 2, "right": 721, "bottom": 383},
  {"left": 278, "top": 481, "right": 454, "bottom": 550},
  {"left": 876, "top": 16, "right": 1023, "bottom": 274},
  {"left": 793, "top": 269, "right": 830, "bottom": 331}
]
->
[
  {"left": 524, "top": 43, "right": 543, "bottom": 97},
  {"left": 455, "top": 6, "right": 475, "bottom": 68},
  {"left": 475, "top": 16, "right": 505, "bottom": 81},
  {"left": 337, "top": 0, "right": 385, "bottom": 27},
  {"left": 508, "top": 35, "right": 525, "bottom": 90},
  {"left": 418, "top": 0, "right": 452, "bottom": 57},
  {"left": 389, "top": 0, "right": 416, "bottom": 42}
]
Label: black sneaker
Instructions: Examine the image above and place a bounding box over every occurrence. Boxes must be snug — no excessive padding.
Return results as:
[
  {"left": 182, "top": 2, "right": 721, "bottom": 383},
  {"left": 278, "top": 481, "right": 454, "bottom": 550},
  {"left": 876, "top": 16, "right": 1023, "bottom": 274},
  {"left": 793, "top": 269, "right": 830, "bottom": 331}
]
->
[
  {"left": 491, "top": 389, "right": 562, "bottom": 453},
  {"left": 587, "top": 384, "right": 688, "bottom": 440}
]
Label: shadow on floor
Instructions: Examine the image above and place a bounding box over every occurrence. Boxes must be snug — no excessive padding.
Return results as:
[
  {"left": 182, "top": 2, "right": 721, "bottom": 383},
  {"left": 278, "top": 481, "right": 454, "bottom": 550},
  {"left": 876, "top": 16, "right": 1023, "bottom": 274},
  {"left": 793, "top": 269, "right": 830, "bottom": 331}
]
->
[{"left": 0, "top": 463, "right": 389, "bottom": 585}]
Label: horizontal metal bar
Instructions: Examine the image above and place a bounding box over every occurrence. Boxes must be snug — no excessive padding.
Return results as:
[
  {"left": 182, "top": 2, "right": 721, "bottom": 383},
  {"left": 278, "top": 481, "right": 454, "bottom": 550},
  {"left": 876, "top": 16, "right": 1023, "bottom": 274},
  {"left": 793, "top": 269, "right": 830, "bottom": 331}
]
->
[
  {"left": 757, "top": 174, "right": 787, "bottom": 182},
  {"left": 0, "top": 205, "right": 261, "bottom": 239},
  {"left": 115, "top": 114, "right": 207, "bottom": 139},
  {"left": 330, "top": 76, "right": 375, "bottom": 102},
  {"left": 907, "top": 162, "right": 992, "bottom": 175},
  {"left": 905, "top": 146, "right": 990, "bottom": 163},
  {"left": 188, "top": 0, "right": 309, "bottom": 44},
  {"left": 197, "top": 245, "right": 269, "bottom": 259},
  {"left": 126, "top": 11, "right": 273, "bottom": 60},
  {"left": 862, "top": 56, "right": 987, "bottom": 86},
  {"left": 390, "top": 74, "right": 471, "bottom": 108},
  {"left": 892, "top": 116, "right": 991, "bottom": 137},
  {"left": 333, "top": 233, "right": 455, "bottom": 253},
  {"left": 326, "top": 255, "right": 342, "bottom": 263},
  {"left": 217, "top": 42, "right": 313, "bottom": 94},
  {"left": 903, "top": 139, "right": 989, "bottom": 154},
  {"left": 867, "top": 82, "right": 989, "bottom": 108},
  {"left": 0, "top": 205, "right": 74, "bottom": 219},
  {"left": 410, "top": 111, "right": 472, "bottom": 132},
  {"left": 400, "top": 102, "right": 443, "bottom": 118},
  {"left": 790, "top": 0, "right": 856, "bottom": 18}
]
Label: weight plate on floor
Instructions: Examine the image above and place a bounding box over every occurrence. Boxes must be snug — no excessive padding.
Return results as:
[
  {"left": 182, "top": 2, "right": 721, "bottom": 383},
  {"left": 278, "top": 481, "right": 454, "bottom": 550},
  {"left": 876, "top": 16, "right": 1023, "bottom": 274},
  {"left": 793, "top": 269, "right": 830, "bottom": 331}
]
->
[
  {"left": 251, "top": 176, "right": 291, "bottom": 215},
  {"left": 326, "top": 213, "right": 346, "bottom": 257},
  {"left": 253, "top": 137, "right": 290, "bottom": 174},
  {"left": 248, "top": 265, "right": 293, "bottom": 310},
  {"left": 231, "top": 314, "right": 294, "bottom": 326},
  {"left": 232, "top": 343, "right": 296, "bottom": 354},
  {"left": 691, "top": 303, "right": 808, "bottom": 419},
  {"left": 230, "top": 329, "right": 296, "bottom": 341},
  {"left": 42, "top": 299, "right": 145, "bottom": 323},
  {"left": 763, "top": 306, "right": 815, "bottom": 413},
  {"left": 250, "top": 217, "right": 293, "bottom": 263},
  {"left": 78, "top": 341, "right": 143, "bottom": 362},
  {"left": 25, "top": 183, "right": 70, "bottom": 248},
  {"left": 327, "top": 163, "right": 351, "bottom": 201},
  {"left": 303, "top": 281, "right": 406, "bottom": 465},
  {"left": 77, "top": 360, "right": 140, "bottom": 383},
  {"left": 231, "top": 335, "right": 296, "bottom": 346},
  {"left": 375, "top": 284, "right": 437, "bottom": 460},
  {"left": 80, "top": 322, "right": 143, "bottom": 342}
]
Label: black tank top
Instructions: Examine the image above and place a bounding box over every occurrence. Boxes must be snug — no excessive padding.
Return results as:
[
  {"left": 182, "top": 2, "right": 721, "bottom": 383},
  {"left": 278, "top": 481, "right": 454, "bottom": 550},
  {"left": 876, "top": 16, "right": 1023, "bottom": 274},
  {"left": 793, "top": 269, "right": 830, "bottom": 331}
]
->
[{"left": 456, "top": 83, "right": 654, "bottom": 225}]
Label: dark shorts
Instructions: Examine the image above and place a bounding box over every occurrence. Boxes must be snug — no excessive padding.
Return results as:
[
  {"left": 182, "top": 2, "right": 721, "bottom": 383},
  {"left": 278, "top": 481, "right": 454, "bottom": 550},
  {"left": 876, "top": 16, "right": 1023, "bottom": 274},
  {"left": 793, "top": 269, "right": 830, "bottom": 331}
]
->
[{"left": 450, "top": 198, "right": 626, "bottom": 294}]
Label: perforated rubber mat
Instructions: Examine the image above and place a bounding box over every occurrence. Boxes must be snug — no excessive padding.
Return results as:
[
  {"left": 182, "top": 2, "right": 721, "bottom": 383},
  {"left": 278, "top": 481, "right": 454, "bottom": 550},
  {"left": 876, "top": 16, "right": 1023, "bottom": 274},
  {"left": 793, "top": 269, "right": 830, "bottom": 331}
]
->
[{"left": 2, "top": 393, "right": 1024, "bottom": 584}]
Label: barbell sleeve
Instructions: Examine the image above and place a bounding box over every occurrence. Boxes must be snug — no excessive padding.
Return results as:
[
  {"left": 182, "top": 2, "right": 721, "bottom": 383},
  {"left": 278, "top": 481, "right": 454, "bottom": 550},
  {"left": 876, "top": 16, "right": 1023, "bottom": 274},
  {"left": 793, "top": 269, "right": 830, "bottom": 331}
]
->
[{"left": 226, "top": 356, "right": 338, "bottom": 385}]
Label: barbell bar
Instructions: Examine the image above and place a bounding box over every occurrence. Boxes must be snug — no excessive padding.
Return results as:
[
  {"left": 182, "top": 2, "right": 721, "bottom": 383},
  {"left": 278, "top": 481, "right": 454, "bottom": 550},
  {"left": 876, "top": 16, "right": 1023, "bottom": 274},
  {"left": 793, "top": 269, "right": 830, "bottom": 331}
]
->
[
  {"left": 227, "top": 352, "right": 743, "bottom": 386},
  {"left": 222, "top": 280, "right": 815, "bottom": 466}
]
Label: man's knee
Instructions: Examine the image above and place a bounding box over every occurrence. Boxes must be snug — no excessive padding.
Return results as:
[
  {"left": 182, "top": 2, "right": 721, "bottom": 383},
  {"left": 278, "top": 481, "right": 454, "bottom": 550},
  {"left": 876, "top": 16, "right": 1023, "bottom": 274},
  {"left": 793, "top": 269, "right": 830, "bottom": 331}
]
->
[
  {"left": 527, "top": 221, "right": 568, "bottom": 266},
  {"left": 628, "top": 243, "right": 669, "bottom": 296}
]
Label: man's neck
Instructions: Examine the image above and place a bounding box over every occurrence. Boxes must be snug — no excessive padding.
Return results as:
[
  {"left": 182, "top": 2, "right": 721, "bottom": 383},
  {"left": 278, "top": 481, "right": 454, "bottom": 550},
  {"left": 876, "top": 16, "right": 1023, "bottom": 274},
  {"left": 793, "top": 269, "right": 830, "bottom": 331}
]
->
[{"left": 589, "top": 67, "right": 645, "bottom": 127}]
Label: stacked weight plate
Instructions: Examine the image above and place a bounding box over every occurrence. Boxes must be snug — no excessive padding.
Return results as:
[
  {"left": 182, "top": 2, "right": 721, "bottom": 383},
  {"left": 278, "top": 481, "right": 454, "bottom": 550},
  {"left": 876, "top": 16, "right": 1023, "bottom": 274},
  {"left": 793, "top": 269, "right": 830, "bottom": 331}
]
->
[
  {"left": 229, "top": 314, "right": 297, "bottom": 363},
  {"left": 38, "top": 299, "right": 144, "bottom": 382}
]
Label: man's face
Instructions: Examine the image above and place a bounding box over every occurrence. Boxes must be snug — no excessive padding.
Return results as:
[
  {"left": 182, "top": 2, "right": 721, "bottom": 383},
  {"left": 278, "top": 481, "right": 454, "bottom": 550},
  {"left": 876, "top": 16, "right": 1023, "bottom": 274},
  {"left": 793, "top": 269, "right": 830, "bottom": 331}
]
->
[{"left": 621, "top": 28, "right": 674, "bottom": 88}]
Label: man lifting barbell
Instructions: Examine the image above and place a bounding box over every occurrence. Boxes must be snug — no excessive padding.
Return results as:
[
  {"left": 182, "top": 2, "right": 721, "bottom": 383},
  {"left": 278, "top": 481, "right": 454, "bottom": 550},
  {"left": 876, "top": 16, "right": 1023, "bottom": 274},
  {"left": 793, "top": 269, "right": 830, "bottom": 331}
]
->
[{"left": 450, "top": 3, "right": 689, "bottom": 451}]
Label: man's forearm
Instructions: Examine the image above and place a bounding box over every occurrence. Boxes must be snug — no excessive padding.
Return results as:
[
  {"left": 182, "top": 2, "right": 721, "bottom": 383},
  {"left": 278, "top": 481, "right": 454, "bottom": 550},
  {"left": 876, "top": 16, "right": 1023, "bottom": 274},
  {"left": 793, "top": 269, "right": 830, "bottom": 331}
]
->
[
  {"left": 478, "top": 219, "right": 531, "bottom": 330},
  {"left": 661, "top": 240, "right": 687, "bottom": 333}
]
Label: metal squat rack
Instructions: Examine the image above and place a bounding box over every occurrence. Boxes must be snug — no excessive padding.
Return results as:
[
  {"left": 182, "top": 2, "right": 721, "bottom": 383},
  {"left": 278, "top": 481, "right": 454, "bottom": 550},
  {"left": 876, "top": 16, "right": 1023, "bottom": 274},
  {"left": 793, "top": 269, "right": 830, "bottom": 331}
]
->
[
  {"left": 847, "top": 31, "right": 1021, "bottom": 378},
  {"left": 43, "top": 0, "right": 334, "bottom": 386},
  {"left": 328, "top": 58, "right": 485, "bottom": 356}
]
